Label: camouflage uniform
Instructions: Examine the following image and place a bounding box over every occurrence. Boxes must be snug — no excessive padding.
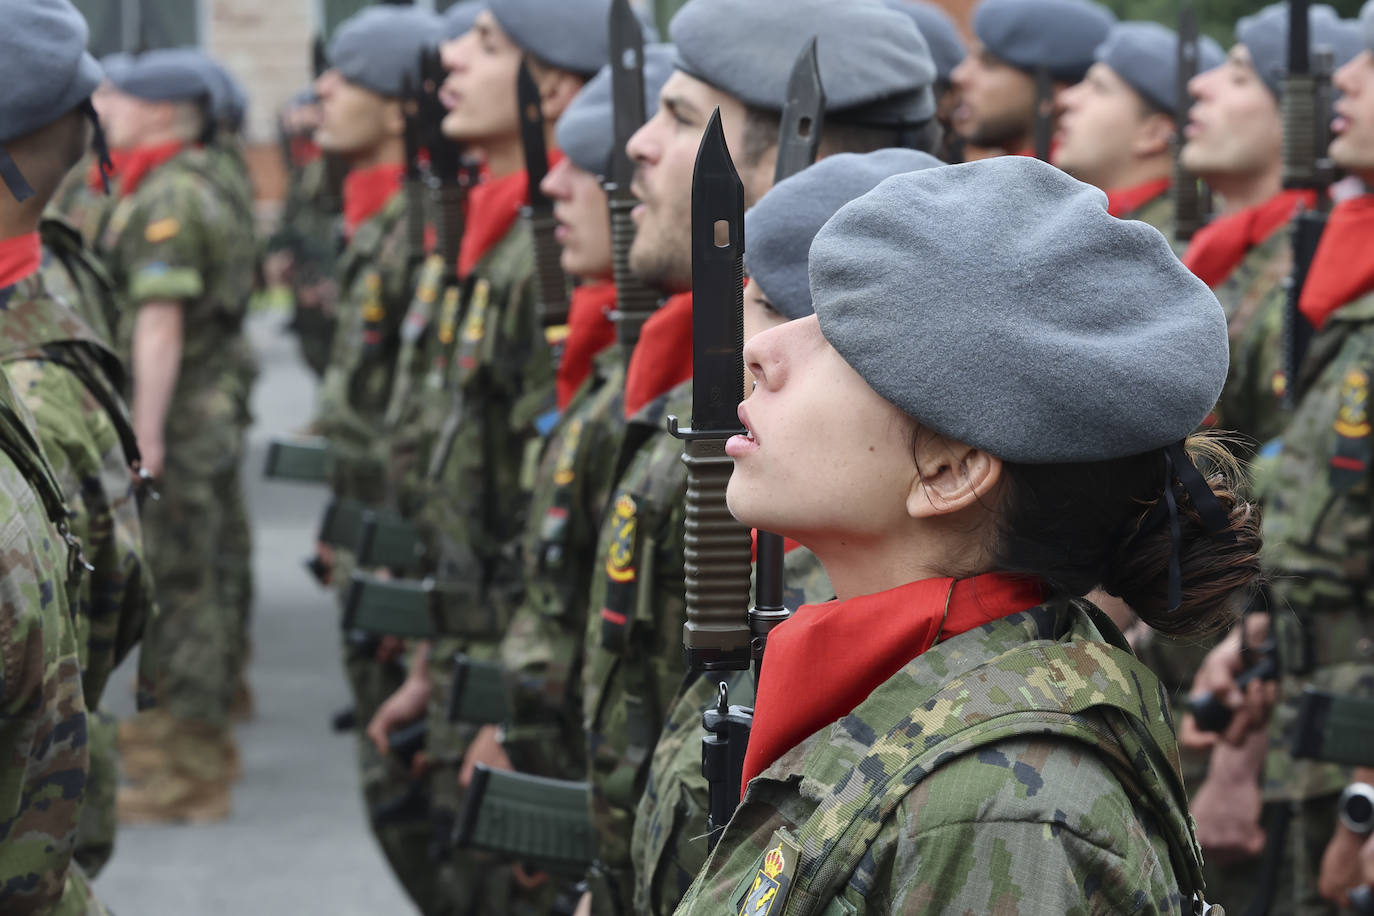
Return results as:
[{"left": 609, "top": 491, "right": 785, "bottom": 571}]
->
[
  {"left": 631, "top": 548, "right": 833, "bottom": 916},
  {"left": 499, "top": 347, "right": 628, "bottom": 780},
  {"left": 1240, "top": 291, "right": 1374, "bottom": 915},
  {"left": 0, "top": 256, "right": 153, "bottom": 875},
  {"left": 270, "top": 154, "right": 343, "bottom": 378},
  {"left": 417, "top": 216, "right": 560, "bottom": 915},
  {"left": 98, "top": 146, "right": 256, "bottom": 764},
  {"left": 0, "top": 359, "right": 90, "bottom": 914},
  {"left": 49, "top": 153, "right": 118, "bottom": 256},
  {"left": 581, "top": 378, "right": 693, "bottom": 915},
  {"left": 673, "top": 598, "right": 1207, "bottom": 916}
]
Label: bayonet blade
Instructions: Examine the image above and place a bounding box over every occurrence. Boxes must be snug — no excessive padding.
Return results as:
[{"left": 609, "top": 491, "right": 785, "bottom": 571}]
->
[
  {"left": 609, "top": 0, "right": 646, "bottom": 189},
  {"left": 688, "top": 108, "right": 746, "bottom": 436},
  {"left": 774, "top": 37, "right": 825, "bottom": 183},
  {"left": 517, "top": 62, "right": 552, "bottom": 207},
  {"left": 1173, "top": 4, "right": 1207, "bottom": 241},
  {"left": 518, "top": 60, "right": 570, "bottom": 325}
]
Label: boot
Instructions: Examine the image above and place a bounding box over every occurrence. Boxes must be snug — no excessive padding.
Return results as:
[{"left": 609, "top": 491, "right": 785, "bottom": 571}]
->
[
  {"left": 117, "top": 710, "right": 174, "bottom": 782},
  {"left": 116, "top": 720, "right": 233, "bottom": 825}
]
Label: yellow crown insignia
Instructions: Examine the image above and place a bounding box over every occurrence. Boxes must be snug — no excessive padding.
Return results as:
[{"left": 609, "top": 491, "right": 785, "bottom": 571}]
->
[{"left": 763, "top": 846, "right": 785, "bottom": 879}]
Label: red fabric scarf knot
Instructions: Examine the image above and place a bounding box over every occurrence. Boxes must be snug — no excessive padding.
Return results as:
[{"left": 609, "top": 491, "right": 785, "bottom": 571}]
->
[
  {"left": 1182, "top": 189, "right": 1315, "bottom": 288},
  {"left": 624, "top": 291, "right": 692, "bottom": 418},
  {"left": 740, "top": 572, "right": 1048, "bottom": 793},
  {"left": 1106, "top": 177, "right": 1172, "bottom": 218},
  {"left": 556, "top": 281, "right": 619, "bottom": 409},
  {"left": 116, "top": 141, "right": 189, "bottom": 198},
  {"left": 342, "top": 163, "right": 406, "bottom": 239},
  {"left": 1298, "top": 195, "right": 1374, "bottom": 330},
  {"left": 0, "top": 232, "right": 42, "bottom": 290}
]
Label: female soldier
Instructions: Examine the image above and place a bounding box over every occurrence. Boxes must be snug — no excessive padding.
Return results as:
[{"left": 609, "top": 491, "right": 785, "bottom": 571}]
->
[{"left": 674, "top": 156, "right": 1262, "bottom": 915}]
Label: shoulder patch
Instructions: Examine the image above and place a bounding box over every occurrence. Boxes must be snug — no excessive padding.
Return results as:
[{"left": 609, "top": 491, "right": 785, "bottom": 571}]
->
[
  {"left": 737, "top": 836, "right": 799, "bottom": 916},
  {"left": 144, "top": 217, "right": 181, "bottom": 244}
]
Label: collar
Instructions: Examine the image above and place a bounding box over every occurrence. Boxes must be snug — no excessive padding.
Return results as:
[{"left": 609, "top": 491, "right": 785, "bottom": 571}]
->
[
  {"left": 1299, "top": 194, "right": 1374, "bottom": 330},
  {"left": 343, "top": 162, "right": 406, "bottom": 239},
  {"left": 740, "top": 572, "right": 1047, "bottom": 792},
  {"left": 1182, "top": 189, "right": 1315, "bottom": 288},
  {"left": 117, "top": 141, "right": 189, "bottom": 198},
  {"left": 624, "top": 290, "right": 693, "bottom": 419},
  {"left": 458, "top": 148, "right": 565, "bottom": 279},
  {"left": 1106, "top": 177, "right": 1172, "bottom": 219},
  {"left": 0, "top": 232, "right": 43, "bottom": 291}
]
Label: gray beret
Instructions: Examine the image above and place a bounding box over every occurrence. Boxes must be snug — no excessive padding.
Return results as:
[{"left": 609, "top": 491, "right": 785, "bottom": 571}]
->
[
  {"left": 329, "top": 6, "right": 443, "bottom": 98},
  {"left": 489, "top": 0, "right": 613, "bottom": 76},
  {"left": 882, "top": 0, "right": 966, "bottom": 83},
  {"left": 173, "top": 50, "right": 247, "bottom": 129},
  {"left": 1237, "top": 3, "right": 1360, "bottom": 96},
  {"left": 443, "top": 1, "right": 484, "bottom": 40},
  {"left": 670, "top": 0, "right": 938, "bottom": 124},
  {"left": 974, "top": 0, "right": 1117, "bottom": 84},
  {"left": 556, "top": 44, "right": 676, "bottom": 177},
  {"left": 744, "top": 149, "right": 942, "bottom": 321},
  {"left": 1096, "top": 22, "right": 1224, "bottom": 116},
  {"left": 111, "top": 48, "right": 216, "bottom": 104},
  {"left": 0, "top": 0, "right": 103, "bottom": 144},
  {"left": 809, "top": 157, "right": 1228, "bottom": 463},
  {"left": 1364, "top": 0, "right": 1374, "bottom": 53},
  {"left": 100, "top": 52, "right": 134, "bottom": 86}
]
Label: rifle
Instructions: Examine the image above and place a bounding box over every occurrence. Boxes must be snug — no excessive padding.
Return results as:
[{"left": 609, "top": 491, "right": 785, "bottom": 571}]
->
[
  {"left": 1280, "top": 0, "right": 1337, "bottom": 408},
  {"left": 605, "top": 0, "right": 661, "bottom": 350},
  {"left": 1173, "top": 3, "right": 1211, "bottom": 243},
  {"left": 1032, "top": 66, "right": 1054, "bottom": 162},
  {"left": 517, "top": 62, "right": 571, "bottom": 328}
]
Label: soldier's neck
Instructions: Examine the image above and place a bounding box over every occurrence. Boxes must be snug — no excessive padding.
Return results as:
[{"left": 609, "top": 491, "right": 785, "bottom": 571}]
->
[
  {"left": 346, "top": 136, "right": 406, "bottom": 173},
  {"left": 1208, "top": 163, "right": 1283, "bottom": 217},
  {"left": 0, "top": 200, "right": 44, "bottom": 241},
  {"left": 479, "top": 134, "right": 524, "bottom": 181},
  {"left": 1101, "top": 155, "right": 1171, "bottom": 194}
]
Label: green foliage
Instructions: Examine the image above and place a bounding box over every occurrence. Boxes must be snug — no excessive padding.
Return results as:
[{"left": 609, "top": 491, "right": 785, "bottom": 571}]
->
[{"left": 1100, "top": 0, "right": 1369, "bottom": 45}]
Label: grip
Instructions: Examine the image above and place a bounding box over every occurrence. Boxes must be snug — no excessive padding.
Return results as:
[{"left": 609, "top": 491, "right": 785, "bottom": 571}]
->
[
  {"left": 681, "top": 438, "right": 754, "bottom": 671},
  {"left": 609, "top": 196, "right": 660, "bottom": 348}
]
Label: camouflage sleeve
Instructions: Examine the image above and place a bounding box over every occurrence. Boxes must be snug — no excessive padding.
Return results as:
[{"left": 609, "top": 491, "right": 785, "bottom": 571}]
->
[
  {"left": 0, "top": 462, "right": 87, "bottom": 915},
  {"left": 861, "top": 735, "right": 1181, "bottom": 915},
  {"left": 123, "top": 177, "right": 212, "bottom": 307}
]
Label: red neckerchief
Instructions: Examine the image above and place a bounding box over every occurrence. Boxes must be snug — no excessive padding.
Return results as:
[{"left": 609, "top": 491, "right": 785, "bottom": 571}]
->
[
  {"left": 0, "top": 232, "right": 42, "bottom": 290},
  {"left": 343, "top": 163, "right": 406, "bottom": 239},
  {"left": 290, "top": 137, "right": 322, "bottom": 166},
  {"left": 624, "top": 291, "right": 692, "bottom": 418},
  {"left": 457, "top": 149, "right": 565, "bottom": 279},
  {"left": 740, "top": 572, "right": 1048, "bottom": 792},
  {"left": 117, "top": 141, "right": 189, "bottom": 198},
  {"left": 1182, "top": 189, "right": 1316, "bottom": 287},
  {"left": 1298, "top": 195, "right": 1374, "bottom": 329},
  {"left": 87, "top": 148, "right": 132, "bottom": 192},
  {"left": 556, "top": 281, "right": 619, "bottom": 410},
  {"left": 1106, "top": 177, "right": 1172, "bottom": 218}
]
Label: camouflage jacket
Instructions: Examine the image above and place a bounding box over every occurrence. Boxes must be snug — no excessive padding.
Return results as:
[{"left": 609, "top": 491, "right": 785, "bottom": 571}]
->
[
  {"left": 673, "top": 598, "right": 1205, "bottom": 916},
  {"left": 1210, "top": 225, "right": 1295, "bottom": 449},
  {"left": 40, "top": 217, "right": 119, "bottom": 347},
  {"left": 0, "top": 355, "right": 88, "bottom": 916},
  {"left": 1249, "top": 290, "right": 1374, "bottom": 802},
  {"left": 500, "top": 346, "right": 628, "bottom": 778},
  {"left": 48, "top": 153, "right": 117, "bottom": 253},
  {"left": 0, "top": 264, "right": 150, "bottom": 709},
  {"left": 268, "top": 154, "right": 342, "bottom": 285},
  {"left": 581, "top": 378, "right": 693, "bottom": 912},
  {"left": 97, "top": 147, "right": 256, "bottom": 475},
  {"left": 314, "top": 189, "right": 416, "bottom": 504},
  {"left": 632, "top": 547, "right": 833, "bottom": 916},
  {"left": 1124, "top": 192, "right": 1180, "bottom": 254}
]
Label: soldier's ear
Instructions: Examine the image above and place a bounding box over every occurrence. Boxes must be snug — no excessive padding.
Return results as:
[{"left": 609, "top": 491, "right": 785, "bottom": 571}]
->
[
  {"left": 906, "top": 434, "right": 1002, "bottom": 521},
  {"left": 538, "top": 69, "right": 584, "bottom": 124},
  {"left": 1133, "top": 110, "right": 1175, "bottom": 158}
]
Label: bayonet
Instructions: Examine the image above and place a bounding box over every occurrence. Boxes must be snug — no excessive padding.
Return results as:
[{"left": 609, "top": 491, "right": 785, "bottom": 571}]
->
[
  {"left": 518, "top": 61, "right": 571, "bottom": 327},
  {"left": 606, "top": 0, "right": 661, "bottom": 349},
  {"left": 1032, "top": 66, "right": 1054, "bottom": 162},
  {"left": 401, "top": 73, "right": 428, "bottom": 263},
  {"left": 1173, "top": 4, "right": 1210, "bottom": 242},
  {"left": 773, "top": 38, "right": 825, "bottom": 183},
  {"left": 667, "top": 109, "right": 753, "bottom": 673}
]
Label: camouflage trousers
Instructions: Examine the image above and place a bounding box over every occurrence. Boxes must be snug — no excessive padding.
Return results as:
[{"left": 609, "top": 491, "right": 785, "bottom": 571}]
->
[
  {"left": 141, "top": 458, "right": 244, "bottom": 729},
  {"left": 216, "top": 466, "right": 254, "bottom": 690},
  {"left": 1204, "top": 795, "right": 1341, "bottom": 915},
  {"left": 73, "top": 710, "right": 117, "bottom": 878}
]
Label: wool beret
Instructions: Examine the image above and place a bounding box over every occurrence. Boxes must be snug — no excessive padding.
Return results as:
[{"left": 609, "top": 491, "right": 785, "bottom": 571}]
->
[
  {"left": 489, "top": 0, "right": 613, "bottom": 77},
  {"left": 110, "top": 48, "right": 217, "bottom": 104},
  {"left": 670, "top": 0, "right": 938, "bottom": 124},
  {"left": 329, "top": 6, "right": 442, "bottom": 98},
  {"left": 444, "top": 0, "right": 484, "bottom": 40},
  {"left": 1364, "top": 0, "right": 1374, "bottom": 52},
  {"left": 100, "top": 52, "right": 134, "bottom": 86},
  {"left": 0, "top": 0, "right": 103, "bottom": 145},
  {"left": 176, "top": 50, "right": 247, "bottom": 129},
  {"left": 556, "top": 44, "right": 676, "bottom": 178},
  {"left": 809, "top": 157, "right": 1228, "bottom": 464},
  {"left": 744, "top": 149, "right": 942, "bottom": 321},
  {"left": 882, "top": 0, "right": 966, "bottom": 83},
  {"left": 1096, "top": 22, "right": 1224, "bottom": 116},
  {"left": 1237, "top": 3, "right": 1360, "bottom": 96},
  {"left": 973, "top": 0, "right": 1117, "bottom": 84}
]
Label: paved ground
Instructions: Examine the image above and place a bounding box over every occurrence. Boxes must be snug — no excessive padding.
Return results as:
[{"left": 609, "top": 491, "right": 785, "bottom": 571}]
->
[{"left": 96, "top": 315, "right": 415, "bottom": 915}]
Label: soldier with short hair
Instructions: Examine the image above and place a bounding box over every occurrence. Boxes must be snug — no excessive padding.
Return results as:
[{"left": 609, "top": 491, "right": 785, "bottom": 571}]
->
[
  {"left": 93, "top": 47, "right": 258, "bottom": 824},
  {"left": 1055, "top": 22, "right": 1224, "bottom": 241},
  {"left": 950, "top": 0, "right": 1115, "bottom": 158}
]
